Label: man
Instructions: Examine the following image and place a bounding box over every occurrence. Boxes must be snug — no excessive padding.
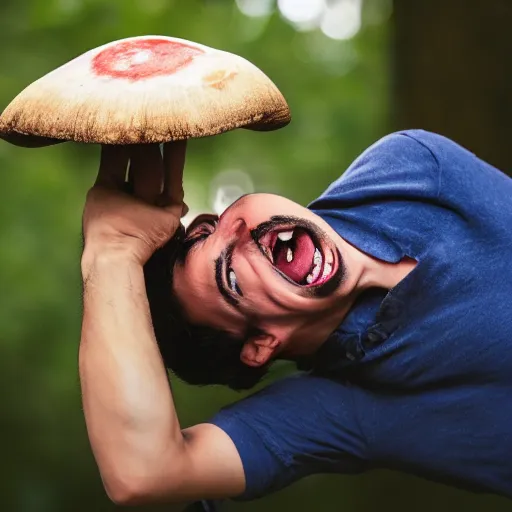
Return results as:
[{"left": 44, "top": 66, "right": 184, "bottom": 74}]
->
[{"left": 80, "top": 130, "right": 512, "bottom": 506}]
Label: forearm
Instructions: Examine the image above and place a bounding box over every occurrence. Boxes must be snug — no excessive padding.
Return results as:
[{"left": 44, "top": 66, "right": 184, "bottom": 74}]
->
[{"left": 80, "top": 250, "right": 183, "bottom": 502}]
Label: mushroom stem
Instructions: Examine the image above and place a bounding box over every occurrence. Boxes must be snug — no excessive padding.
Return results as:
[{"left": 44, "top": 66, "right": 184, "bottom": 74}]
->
[{"left": 162, "top": 140, "right": 187, "bottom": 207}]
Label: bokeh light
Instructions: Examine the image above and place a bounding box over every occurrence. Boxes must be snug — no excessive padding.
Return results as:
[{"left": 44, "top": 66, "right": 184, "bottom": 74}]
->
[
  {"left": 277, "top": 0, "right": 325, "bottom": 30},
  {"left": 210, "top": 169, "right": 254, "bottom": 215},
  {"left": 274, "top": 0, "right": 362, "bottom": 39},
  {"left": 321, "top": 0, "right": 362, "bottom": 40},
  {"left": 235, "top": 0, "right": 274, "bottom": 18}
]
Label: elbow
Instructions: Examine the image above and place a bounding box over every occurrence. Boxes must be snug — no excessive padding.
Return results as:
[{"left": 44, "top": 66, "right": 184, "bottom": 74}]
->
[
  {"left": 104, "top": 479, "right": 146, "bottom": 506},
  {"left": 98, "top": 442, "right": 189, "bottom": 505},
  {"left": 103, "top": 472, "right": 156, "bottom": 506},
  {"left": 102, "top": 469, "right": 182, "bottom": 506}
]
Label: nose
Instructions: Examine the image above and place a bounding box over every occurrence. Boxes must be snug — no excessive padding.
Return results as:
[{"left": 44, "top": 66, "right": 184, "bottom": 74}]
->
[
  {"left": 219, "top": 216, "right": 246, "bottom": 239},
  {"left": 216, "top": 215, "right": 259, "bottom": 264},
  {"left": 220, "top": 217, "right": 259, "bottom": 261},
  {"left": 234, "top": 218, "right": 255, "bottom": 246}
]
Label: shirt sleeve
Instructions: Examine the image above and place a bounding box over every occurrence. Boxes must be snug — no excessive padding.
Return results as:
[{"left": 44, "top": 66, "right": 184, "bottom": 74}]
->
[{"left": 208, "top": 374, "right": 371, "bottom": 501}]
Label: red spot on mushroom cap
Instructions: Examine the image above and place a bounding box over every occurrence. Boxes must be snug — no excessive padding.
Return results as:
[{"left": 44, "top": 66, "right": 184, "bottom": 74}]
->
[{"left": 91, "top": 39, "right": 204, "bottom": 81}]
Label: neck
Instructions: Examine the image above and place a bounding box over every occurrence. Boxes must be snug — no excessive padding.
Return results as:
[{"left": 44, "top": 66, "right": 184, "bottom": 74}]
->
[
  {"left": 282, "top": 242, "right": 417, "bottom": 360},
  {"left": 359, "top": 255, "right": 417, "bottom": 290},
  {"left": 332, "top": 232, "right": 417, "bottom": 292}
]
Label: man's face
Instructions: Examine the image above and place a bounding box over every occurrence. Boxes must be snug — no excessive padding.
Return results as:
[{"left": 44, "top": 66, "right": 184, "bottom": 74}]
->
[{"left": 172, "top": 193, "right": 351, "bottom": 361}]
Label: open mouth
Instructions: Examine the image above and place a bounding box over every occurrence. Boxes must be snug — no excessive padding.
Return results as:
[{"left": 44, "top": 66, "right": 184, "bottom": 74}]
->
[{"left": 255, "top": 223, "right": 335, "bottom": 287}]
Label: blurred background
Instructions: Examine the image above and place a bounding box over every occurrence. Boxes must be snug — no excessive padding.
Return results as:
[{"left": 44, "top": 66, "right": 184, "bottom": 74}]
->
[{"left": 0, "top": 0, "right": 511, "bottom": 510}]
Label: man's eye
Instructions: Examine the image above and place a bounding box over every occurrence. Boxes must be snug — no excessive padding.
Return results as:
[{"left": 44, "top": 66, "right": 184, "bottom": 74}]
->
[
  {"left": 187, "top": 220, "right": 216, "bottom": 238},
  {"left": 184, "top": 220, "right": 217, "bottom": 248},
  {"left": 228, "top": 269, "right": 243, "bottom": 297}
]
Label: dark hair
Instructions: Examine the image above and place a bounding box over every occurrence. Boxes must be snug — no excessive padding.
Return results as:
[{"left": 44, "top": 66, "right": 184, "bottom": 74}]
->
[{"left": 143, "top": 226, "right": 269, "bottom": 391}]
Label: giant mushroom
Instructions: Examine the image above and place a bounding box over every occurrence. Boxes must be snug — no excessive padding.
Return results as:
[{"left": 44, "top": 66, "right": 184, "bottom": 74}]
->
[
  {"left": 0, "top": 35, "right": 291, "bottom": 385},
  {"left": 0, "top": 35, "right": 291, "bottom": 370},
  {"left": 0, "top": 35, "right": 291, "bottom": 204}
]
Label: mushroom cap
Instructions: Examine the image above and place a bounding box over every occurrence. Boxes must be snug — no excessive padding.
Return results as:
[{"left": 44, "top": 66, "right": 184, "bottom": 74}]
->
[{"left": 0, "top": 36, "right": 290, "bottom": 147}]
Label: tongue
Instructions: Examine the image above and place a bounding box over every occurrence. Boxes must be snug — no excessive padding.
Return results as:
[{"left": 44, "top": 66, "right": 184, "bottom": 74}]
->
[{"left": 274, "top": 229, "right": 315, "bottom": 283}]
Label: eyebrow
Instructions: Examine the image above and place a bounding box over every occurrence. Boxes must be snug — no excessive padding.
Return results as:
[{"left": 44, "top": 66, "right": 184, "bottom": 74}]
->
[{"left": 214, "top": 242, "right": 239, "bottom": 309}]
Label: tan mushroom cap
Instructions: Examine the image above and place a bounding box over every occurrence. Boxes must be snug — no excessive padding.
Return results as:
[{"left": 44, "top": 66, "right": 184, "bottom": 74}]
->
[{"left": 0, "top": 35, "right": 291, "bottom": 147}]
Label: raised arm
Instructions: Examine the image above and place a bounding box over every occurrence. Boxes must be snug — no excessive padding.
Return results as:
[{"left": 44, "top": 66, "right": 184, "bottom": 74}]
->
[{"left": 79, "top": 145, "right": 245, "bottom": 505}]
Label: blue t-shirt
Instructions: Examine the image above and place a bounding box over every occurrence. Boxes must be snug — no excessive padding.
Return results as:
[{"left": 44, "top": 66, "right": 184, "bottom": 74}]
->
[{"left": 209, "top": 130, "right": 512, "bottom": 500}]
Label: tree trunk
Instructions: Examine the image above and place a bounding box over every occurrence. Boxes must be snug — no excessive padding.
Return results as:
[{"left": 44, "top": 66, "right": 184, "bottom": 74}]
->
[{"left": 393, "top": 0, "right": 512, "bottom": 174}]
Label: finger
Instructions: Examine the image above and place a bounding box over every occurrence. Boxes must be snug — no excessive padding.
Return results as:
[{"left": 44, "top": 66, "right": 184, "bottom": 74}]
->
[
  {"left": 95, "top": 145, "right": 129, "bottom": 188},
  {"left": 162, "top": 140, "right": 187, "bottom": 205},
  {"left": 128, "top": 144, "right": 164, "bottom": 204}
]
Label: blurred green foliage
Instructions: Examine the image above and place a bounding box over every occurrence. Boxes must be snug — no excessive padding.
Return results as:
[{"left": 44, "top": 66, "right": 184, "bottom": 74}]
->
[{"left": 0, "top": 0, "right": 509, "bottom": 511}]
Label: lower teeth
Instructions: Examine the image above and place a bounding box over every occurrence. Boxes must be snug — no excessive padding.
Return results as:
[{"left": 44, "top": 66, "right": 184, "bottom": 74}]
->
[
  {"left": 306, "top": 248, "right": 323, "bottom": 284},
  {"left": 322, "top": 262, "right": 332, "bottom": 279}
]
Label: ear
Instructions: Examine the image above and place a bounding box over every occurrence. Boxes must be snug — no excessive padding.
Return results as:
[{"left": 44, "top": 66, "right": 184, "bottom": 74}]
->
[{"left": 240, "top": 333, "right": 281, "bottom": 368}]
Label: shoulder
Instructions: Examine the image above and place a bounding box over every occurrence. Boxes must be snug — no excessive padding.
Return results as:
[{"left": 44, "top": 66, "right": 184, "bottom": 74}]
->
[
  {"left": 353, "top": 129, "right": 462, "bottom": 168},
  {"left": 309, "top": 130, "right": 443, "bottom": 209}
]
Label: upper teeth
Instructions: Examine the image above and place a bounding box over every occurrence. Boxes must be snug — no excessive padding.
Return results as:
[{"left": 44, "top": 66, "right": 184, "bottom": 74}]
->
[{"left": 278, "top": 230, "right": 294, "bottom": 242}]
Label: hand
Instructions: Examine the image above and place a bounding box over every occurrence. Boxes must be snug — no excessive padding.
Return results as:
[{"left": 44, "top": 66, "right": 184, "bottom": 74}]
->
[{"left": 82, "top": 142, "right": 187, "bottom": 271}]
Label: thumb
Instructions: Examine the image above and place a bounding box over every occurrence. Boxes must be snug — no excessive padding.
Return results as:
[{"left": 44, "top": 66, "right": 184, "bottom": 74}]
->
[{"left": 163, "top": 202, "right": 185, "bottom": 220}]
